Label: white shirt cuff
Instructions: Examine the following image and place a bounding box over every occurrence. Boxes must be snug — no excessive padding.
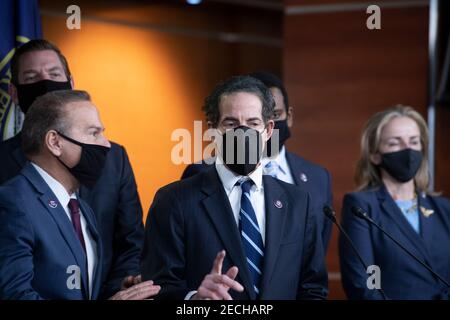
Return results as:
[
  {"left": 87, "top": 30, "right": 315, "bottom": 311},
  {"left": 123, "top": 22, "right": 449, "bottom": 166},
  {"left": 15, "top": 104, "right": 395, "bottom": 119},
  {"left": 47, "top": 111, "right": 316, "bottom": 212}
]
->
[{"left": 185, "top": 290, "right": 197, "bottom": 300}]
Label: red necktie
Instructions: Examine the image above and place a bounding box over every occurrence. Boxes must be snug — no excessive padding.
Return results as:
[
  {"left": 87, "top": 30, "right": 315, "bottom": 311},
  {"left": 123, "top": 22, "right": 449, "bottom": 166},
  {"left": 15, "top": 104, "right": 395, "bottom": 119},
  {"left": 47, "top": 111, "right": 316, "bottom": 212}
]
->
[{"left": 68, "top": 199, "right": 86, "bottom": 253}]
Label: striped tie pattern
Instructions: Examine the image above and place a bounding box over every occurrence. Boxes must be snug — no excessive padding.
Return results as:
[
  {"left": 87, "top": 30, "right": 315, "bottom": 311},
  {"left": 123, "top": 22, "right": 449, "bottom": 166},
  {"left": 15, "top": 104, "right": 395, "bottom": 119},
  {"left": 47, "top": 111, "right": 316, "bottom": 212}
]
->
[{"left": 239, "top": 179, "right": 264, "bottom": 297}]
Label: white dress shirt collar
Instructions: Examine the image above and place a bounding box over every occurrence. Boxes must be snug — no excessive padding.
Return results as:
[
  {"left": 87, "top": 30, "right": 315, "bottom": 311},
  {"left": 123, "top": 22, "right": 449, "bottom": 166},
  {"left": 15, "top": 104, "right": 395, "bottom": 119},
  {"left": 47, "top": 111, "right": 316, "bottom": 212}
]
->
[
  {"left": 215, "top": 154, "right": 264, "bottom": 194},
  {"left": 31, "top": 162, "right": 77, "bottom": 204},
  {"left": 262, "top": 146, "right": 288, "bottom": 175}
]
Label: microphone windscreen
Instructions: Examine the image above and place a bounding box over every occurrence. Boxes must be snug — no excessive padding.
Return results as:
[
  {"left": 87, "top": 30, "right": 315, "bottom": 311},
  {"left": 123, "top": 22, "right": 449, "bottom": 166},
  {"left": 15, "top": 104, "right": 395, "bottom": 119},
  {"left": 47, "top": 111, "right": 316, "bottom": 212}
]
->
[
  {"left": 351, "top": 206, "right": 367, "bottom": 219},
  {"left": 322, "top": 205, "right": 336, "bottom": 221}
]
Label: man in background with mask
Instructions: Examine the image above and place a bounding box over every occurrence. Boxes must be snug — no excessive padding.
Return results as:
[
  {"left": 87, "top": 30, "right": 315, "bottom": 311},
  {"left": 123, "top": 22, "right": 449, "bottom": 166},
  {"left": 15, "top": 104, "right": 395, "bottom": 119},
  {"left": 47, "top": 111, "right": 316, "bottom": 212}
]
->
[
  {"left": 141, "top": 76, "right": 328, "bottom": 300},
  {"left": 181, "top": 71, "right": 333, "bottom": 250},
  {"left": 0, "top": 39, "right": 145, "bottom": 298},
  {"left": 0, "top": 90, "right": 160, "bottom": 300}
]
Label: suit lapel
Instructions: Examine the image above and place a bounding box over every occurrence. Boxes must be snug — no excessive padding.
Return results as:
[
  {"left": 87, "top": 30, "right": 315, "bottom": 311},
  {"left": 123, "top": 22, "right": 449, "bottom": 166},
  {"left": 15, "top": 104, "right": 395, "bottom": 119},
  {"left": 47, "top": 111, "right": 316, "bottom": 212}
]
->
[
  {"left": 423, "top": 196, "right": 450, "bottom": 275},
  {"left": 38, "top": 193, "right": 90, "bottom": 297},
  {"left": 78, "top": 198, "right": 102, "bottom": 299},
  {"left": 22, "top": 163, "right": 90, "bottom": 298},
  {"left": 377, "top": 186, "right": 432, "bottom": 264},
  {"left": 259, "top": 176, "right": 287, "bottom": 299},
  {"left": 78, "top": 186, "right": 93, "bottom": 206},
  {"left": 201, "top": 167, "right": 255, "bottom": 299},
  {"left": 78, "top": 198, "right": 100, "bottom": 244},
  {"left": 417, "top": 195, "right": 436, "bottom": 255}
]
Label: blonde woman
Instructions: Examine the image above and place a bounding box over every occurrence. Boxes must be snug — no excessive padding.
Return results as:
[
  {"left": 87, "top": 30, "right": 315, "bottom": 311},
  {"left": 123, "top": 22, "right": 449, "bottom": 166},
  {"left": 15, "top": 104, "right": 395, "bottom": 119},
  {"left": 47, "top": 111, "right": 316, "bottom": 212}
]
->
[{"left": 339, "top": 105, "right": 450, "bottom": 300}]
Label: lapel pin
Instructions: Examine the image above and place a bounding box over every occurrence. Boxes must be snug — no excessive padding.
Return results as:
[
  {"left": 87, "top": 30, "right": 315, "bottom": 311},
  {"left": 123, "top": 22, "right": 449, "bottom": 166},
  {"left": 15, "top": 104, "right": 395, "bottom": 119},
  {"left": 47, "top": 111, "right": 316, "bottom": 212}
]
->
[
  {"left": 300, "top": 173, "right": 308, "bottom": 182},
  {"left": 48, "top": 200, "right": 58, "bottom": 209},
  {"left": 420, "top": 206, "right": 434, "bottom": 218},
  {"left": 274, "top": 200, "right": 283, "bottom": 209}
]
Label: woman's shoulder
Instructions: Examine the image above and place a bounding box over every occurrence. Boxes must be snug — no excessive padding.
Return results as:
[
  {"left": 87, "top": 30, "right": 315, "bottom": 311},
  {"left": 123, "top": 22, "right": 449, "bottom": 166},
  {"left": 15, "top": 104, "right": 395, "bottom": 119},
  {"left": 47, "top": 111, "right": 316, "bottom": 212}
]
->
[
  {"left": 428, "top": 193, "right": 450, "bottom": 208},
  {"left": 344, "top": 188, "right": 381, "bottom": 203}
]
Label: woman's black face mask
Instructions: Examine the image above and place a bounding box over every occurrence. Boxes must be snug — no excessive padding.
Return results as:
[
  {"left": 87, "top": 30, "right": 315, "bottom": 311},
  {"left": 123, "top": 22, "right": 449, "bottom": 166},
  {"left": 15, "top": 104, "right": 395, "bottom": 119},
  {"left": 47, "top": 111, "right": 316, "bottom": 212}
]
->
[{"left": 380, "top": 148, "right": 423, "bottom": 183}]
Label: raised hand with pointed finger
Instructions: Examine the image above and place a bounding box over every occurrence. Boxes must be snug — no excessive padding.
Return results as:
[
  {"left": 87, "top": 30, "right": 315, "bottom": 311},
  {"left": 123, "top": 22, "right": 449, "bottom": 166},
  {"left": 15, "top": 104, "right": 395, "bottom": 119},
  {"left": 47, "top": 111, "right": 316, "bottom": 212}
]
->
[{"left": 192, "top": 250, "right": 244, "bottom": 300}]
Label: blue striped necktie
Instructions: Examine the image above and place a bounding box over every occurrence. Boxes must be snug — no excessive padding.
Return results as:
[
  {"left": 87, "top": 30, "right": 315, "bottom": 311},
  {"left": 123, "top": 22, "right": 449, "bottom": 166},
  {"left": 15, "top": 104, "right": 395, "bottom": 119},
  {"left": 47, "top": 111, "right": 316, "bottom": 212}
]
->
[{"left": 238, "top": 179, "right": 264, "bottom": 297}]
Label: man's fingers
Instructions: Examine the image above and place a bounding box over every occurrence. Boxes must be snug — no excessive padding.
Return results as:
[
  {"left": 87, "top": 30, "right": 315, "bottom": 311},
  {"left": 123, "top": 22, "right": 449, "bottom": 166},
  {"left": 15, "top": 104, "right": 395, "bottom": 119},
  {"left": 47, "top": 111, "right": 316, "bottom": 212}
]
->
[
  {"left": 203, "top": 281, "right": 233, "bottom": 300},
  {"left": 119, "top": 283, "right": 161, "bottom": 300},
  {"left": 225, "top": 266, "right": 239, "bottom": 280},
  {"left": 126, "top": 289, "right": 160, "bottom": 300},
  {"left": 121, "top": 275, "right": 143, "bottom": 289},
  {"left": 113, "top": 280, "right": 158, "bottom": 300},
  {"left": 196, "top": 253, "right": 241, "bottom": 300},
  {"left": 133, "top": 275, "right": 142, "bottom": 285},
  {"left": 121, "top": 275, "right": 134, "bottom": 289},
  {"left": 211, "top": 274, "right": 244, "bottom": 292},
  {"left": 128, "top": 279, "right": 154, "bottom": 289},
  {"left": 211, "top": 250, "right": 226, "bottom": 274},
  {"left": 127, "top": 285, "right": 161, "bottom": 300},
  {"left": 197, "top": 286, "right": 222, "bottom": 300}
]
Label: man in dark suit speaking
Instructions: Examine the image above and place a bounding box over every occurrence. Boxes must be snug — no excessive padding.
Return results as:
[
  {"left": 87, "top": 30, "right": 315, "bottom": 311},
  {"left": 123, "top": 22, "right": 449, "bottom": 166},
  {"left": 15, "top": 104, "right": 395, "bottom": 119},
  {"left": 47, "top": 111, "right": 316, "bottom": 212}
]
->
[
  {"left": 181, "top": 72, "right": 333, "bottom": 250},
  {"left": 141, "top": 76, "right": 328, "bottom": 300},
  {"left": 0, "top": 90, "right": 160, "bottom": 299},
  {"left": 0, "top": 40, "right": 144, "bottom": 298}
]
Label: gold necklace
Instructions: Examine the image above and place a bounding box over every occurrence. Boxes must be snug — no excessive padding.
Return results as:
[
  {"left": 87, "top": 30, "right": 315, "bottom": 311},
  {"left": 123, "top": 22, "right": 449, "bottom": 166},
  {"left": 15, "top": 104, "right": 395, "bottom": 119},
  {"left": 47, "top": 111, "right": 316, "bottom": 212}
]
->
[
  {"left": 404, "top": 198, "right": 418, "bottom": 214},
  {"left": 398, "top": 193, "right": 418, "bottom": 215}
]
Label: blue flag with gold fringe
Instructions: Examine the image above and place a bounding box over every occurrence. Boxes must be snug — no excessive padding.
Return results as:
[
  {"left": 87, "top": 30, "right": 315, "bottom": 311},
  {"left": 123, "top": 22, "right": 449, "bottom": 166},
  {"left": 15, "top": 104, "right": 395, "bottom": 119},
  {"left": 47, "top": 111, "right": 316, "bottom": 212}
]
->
[{"left": 0, "top": 0, "right": 42, "bottom": 141}]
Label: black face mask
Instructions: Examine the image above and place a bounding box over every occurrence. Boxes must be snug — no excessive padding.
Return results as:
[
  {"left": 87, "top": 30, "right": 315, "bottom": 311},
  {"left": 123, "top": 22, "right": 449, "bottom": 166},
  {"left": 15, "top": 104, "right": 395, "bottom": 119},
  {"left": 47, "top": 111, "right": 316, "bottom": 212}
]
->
[
  {"left": 265, "top": 119, "right": 291, "bottom": 158},
  {"left": 16, "top": 79, "right": 72, "bottom": 114},
  {"left": 56, "top": 132, "right": 110, "bottom": 188},
  {"left": 220, "top": 126, "right": 263, "bottom": 176},
  {"left": 380, "top": 148, "right": 423, "bottom": 183}
]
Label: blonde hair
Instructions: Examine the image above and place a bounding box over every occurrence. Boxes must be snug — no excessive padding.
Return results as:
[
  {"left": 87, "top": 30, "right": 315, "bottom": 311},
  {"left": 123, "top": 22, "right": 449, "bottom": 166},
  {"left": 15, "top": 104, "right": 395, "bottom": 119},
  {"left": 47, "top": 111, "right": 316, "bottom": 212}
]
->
[{"left": 355, "top": 105, "right": 431, "bottom": 193}]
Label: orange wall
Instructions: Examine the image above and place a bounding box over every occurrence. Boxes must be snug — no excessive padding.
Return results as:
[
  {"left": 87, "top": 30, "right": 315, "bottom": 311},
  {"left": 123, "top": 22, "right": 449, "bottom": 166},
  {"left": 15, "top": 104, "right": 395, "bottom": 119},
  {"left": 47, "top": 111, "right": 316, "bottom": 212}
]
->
[
  {"left": 42, "top": 16, "right": 203, "bottom": 218},
  {"left": 41, "top": 2, "right": 281, "bottom": 217}
]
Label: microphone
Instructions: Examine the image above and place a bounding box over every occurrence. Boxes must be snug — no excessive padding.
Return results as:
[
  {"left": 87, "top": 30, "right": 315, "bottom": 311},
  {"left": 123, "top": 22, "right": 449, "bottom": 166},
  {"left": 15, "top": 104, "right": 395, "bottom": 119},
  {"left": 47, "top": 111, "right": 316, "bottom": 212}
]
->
[
  {"left": 351, "top": 206, "right": 450, "bottom": 288},
  {"left": 323, "top": 205, "right": 388, "bottom": 300}
]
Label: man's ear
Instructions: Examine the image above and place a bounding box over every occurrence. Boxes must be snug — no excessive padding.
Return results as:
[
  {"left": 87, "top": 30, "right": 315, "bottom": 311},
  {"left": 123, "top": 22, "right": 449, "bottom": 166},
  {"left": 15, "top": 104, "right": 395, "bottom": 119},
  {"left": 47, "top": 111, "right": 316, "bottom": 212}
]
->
[
  {"left": 8, "top": 83, "right": 18, "bottom": 104},
  {"left": 287, "top": 107, "right": 294, "bottom": 127},
  {"left": 370, "top": 153, "right": 382, "bottom": 165},
  {"left": 265, "top": 119, "right": 275, "bottom": 141},
  {"left": 45, "top": 130, "right": 63, "bottom": 157}
]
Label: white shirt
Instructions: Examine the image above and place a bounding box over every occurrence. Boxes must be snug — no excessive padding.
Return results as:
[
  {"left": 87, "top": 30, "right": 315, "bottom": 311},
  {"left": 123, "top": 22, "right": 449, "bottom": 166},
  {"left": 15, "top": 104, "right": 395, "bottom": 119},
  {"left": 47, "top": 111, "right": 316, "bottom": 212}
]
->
[
  {"left": 215, "top": 155, "right": 266, "bottom": 244},
  {"left": 185, "top": 156, "right": 267, "bottom": 300},
  {"left": 261, "top": 146, "right": 294, "bottom": 185},
  {"left": 32, "top": 163, "right": 97, "bottom": 299}
]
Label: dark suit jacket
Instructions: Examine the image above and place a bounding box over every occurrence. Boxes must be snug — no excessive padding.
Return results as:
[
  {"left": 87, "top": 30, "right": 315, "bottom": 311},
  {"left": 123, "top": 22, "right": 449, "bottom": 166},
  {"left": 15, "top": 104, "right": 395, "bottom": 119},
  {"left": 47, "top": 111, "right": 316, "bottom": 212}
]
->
[
  {"left": 141, "top": 166, "right": 328, "bottom": 300},
  {"left": 339, "top": 185, "right": 450, "bottom": 300},
  {"left": 181, "top": 151, "right": 333, "bottom": 250},
  {"left": 0, "top": 163, "right": 103, "bottom": 299},
  {"left": 0, "top": 134, "right": 144, "bottom": 298}
]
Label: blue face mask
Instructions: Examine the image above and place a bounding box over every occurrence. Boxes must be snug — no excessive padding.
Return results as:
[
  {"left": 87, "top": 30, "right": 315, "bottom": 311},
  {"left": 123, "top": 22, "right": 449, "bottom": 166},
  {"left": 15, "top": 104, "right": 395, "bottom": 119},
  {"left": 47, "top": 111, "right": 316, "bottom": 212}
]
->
[{"left": 380, "top": 148, "right": 423, "bottom": 183}]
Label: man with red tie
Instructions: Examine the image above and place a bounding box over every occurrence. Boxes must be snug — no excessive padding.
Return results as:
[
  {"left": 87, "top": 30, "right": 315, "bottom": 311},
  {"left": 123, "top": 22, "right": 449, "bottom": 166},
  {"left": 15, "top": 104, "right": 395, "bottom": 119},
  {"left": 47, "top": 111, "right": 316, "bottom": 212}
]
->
[
  {"left": 0, "top": 40, "right": 146, "bottom": 298},
  {"left": 0, "top": 90, "right": 160, "bottom": 300}
]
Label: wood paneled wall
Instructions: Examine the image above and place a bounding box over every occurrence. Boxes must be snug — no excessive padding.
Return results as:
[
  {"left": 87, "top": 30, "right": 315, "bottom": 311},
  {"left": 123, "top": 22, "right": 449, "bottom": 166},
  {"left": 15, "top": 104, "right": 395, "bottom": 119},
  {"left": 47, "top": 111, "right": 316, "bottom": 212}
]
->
[{"left": 283, "top": 0, "right": 429, "bottom": 299}]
